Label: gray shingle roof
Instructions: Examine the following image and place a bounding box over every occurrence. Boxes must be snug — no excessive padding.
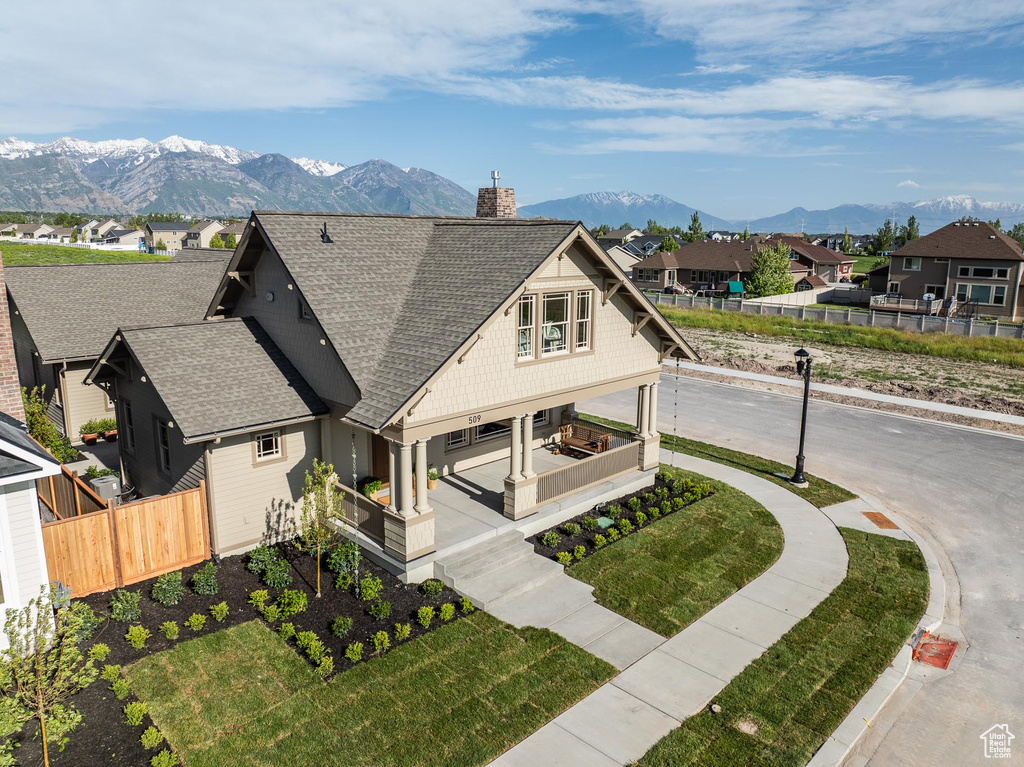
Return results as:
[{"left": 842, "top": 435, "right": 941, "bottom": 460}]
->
[
  {"left": 245, "top": 212, "right": 579, "bottom": 429},
  {"left": 116, "top": 318, "right": 327, "bottom": 441},
  {"left": 0, "top": 413, "right": 58, "bottom": 479},
  {"left": 146, "top": 222, "right": 188, "bottom": 232},
  {"left": 6, "top": 261, "right": 228, "bottom": 363}
]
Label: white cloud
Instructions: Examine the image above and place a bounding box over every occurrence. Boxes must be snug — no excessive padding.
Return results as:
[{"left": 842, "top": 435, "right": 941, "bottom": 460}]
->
[
  {"left": 687, "top": 64, "right": 750, "bottom": 75},
  {"left": 897, "top": 179, "right": 921, "bottom": 188}
]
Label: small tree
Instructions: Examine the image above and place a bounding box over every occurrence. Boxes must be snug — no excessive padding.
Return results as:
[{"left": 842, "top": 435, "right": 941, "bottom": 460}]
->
[
  {"left": 155, "top": 238, "right": 166, "bottom": 251},
  {"left": 899, "top": 215, "right": 920, "bottom": 244},
  {"left": 742, "top": 225, "right": 750, "bottom": 241},
  {"left": 294, "top": 458, "right": 344, "bottom": 597},
  {"left": 70, "top": 230, "right": 78, "bottom": 244},
  {"left": 2, "top": 587, "right": 98, "bottom": 766},
  {"left": 658, "top": 235, "right": 680, "bottom": 252},
  {"left": 208, "top": 233, "right": 224, "bottom": 249},
  {"left": 684, "top": 212, "right": 704, "bottom": 242},
  {"left": 1008, "top": 222, "right": 1024, "bottom": 244},
  {"left": 875, "top": 219, "right": 897, "bottom": 253},
  {"left": 842, "top": 226, "right": 852, "bottom": 253},
  {"left": 747, "top": 240, "right": 794, "bottom": 297},
  {"left": 224, "top": 232, "right": 237, "bottom": 249}
]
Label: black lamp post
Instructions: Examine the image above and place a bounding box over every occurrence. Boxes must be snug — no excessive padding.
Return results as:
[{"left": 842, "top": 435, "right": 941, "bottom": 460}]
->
[{"left": 790, "top": 348, "right": 812, "bottom": 488}]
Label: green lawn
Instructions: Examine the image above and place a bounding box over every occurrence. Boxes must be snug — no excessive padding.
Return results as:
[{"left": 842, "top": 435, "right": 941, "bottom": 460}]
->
[
  {"left": 581, "top": 414, "right": 855, "bottom": 508},
  {"left": 569, "top": 467, "right": 784, "bottom": 637},
  {"left": 0, "top": 241, "right": 169, "bottom": 265},
  {"left": 641, "top": 528, "right": 929, "bottom": 766},
  {"left": 850, "top": 254, "right": 879, "bottom": 274},
  {"left": 659, "top": 305, "right": 1024, "bottom": 368},
  {"left": 128, "top": 613, "right": 615, "bottom": 766}
]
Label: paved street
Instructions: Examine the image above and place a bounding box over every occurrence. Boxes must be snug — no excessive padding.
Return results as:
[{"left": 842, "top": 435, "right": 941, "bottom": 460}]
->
[{"left": 582, "top": 373, "right": 1024, "bottom": 766}]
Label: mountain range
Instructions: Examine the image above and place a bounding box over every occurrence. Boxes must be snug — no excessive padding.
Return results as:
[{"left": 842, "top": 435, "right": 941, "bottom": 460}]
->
[{"left": 1, "top": 135, "right": 1023, "bottom": 234}]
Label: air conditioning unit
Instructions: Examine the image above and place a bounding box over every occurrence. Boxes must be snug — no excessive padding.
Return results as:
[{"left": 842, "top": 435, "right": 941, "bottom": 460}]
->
[{"left": 89, "top": 475, "right": 121, "bottom": 504}]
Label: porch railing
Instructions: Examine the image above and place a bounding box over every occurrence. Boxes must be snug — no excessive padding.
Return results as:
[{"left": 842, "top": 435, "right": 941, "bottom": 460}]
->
[
  {"left": 536, "top": 441, "right": 641, "bottom": 506},
  {"left": 569, "top": 415, "right": 636, "bottom": 449},
  {"left": 335, "top": 480, "right": 387, "bottom": 545}
]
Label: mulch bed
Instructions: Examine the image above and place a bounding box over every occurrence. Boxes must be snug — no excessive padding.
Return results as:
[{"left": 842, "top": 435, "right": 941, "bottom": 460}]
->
[
  {"left": 12, "top": 539, "right": 464, "bottom": 767},
  {"left": 527, "top": 470, "right": 716, "bottom": 563}
]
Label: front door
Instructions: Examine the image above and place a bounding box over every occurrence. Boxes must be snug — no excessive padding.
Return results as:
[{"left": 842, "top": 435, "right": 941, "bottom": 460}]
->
[{"left": 371, "top": 434, "right": 390, "bottom": 484}]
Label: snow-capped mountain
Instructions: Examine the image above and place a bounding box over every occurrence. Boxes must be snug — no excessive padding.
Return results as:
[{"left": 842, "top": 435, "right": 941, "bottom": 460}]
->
[
  {"left": 519, "top": 191, "right": 732, "bottom": 230},
  {"left": 290, "top": 157, "right": 347, "bottom": 177}
]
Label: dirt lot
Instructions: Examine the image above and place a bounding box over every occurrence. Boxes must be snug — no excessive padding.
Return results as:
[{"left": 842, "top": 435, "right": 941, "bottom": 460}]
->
[{"left": 678, "top": 327, "right": 1024, "bottom": 436}]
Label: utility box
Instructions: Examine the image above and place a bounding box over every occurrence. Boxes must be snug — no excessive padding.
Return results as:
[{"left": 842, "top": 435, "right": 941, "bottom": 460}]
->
[{"left": 89, "top": 475, "right": 120, "bottom": 504}]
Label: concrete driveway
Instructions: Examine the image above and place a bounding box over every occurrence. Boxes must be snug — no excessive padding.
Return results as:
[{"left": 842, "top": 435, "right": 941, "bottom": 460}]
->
[{"left": 581, "top": 372, "right": 1023, "bottom": 766}]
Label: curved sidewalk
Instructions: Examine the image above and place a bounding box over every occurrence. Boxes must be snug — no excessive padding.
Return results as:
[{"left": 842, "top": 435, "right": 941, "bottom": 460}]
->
[{"left": 492, "top": 450, "right": 849, "bottom": 767}]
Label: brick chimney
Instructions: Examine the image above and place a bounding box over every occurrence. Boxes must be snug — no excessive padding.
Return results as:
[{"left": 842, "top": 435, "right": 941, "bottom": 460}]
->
[
  {"left": 0, "top": 250, "right": 25, "bottom": 422},
  {"left": 476, "top": 170, "right": 517, "bottom": 218}
]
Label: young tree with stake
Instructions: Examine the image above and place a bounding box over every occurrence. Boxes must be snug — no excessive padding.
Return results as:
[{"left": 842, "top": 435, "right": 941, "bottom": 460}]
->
[{"left": 294, "top": 458, "right": 344, "bottom": 597}]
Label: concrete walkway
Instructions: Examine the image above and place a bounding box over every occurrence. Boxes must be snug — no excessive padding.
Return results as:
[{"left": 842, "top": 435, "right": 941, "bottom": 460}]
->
[
  {"left": 491, "top": 450, "right": 849, "bottom": 766},
  {"left": 672, "top": 361, "right": 1024, "bottom": 427}
]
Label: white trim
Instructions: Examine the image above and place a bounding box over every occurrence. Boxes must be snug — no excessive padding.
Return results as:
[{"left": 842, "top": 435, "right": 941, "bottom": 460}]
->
[{"left": 0, "top": 491, "right": 20, "bottom": 613}]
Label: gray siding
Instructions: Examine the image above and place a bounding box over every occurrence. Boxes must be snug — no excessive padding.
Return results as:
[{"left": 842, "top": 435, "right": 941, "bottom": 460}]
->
[
  {"left": 10, "top": 304, "right": 62, "bottom": 431},
  {"left": 233, "top": 248, "right": 358, "bottom": 406}
]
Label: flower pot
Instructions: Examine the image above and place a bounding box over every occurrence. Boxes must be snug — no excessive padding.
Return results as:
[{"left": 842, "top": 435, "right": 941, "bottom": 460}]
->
[
  {"left": 81, "top": 432, "right": 99, "bottom": 445},
  {"left": 427, "top": 478, "right": 438, "bottom": 490},
  {"left": 368, "top": 490, "right": 379, "bottom": 502},
  {"left": 103, "top": 429, "right": 118, "bottom": 442}
]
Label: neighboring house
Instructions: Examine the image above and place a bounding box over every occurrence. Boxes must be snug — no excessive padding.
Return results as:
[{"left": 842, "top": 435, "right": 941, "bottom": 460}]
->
[
  {"left": 101, "top": 229, "right": 146, "bottom": 247},
  {"left": 20, "top": 224, "right": 53, "bottom": 240},
  {"left": 632, "top": 238, "right": 812, "bottom": 293},
  {"left": 183, "top": 220, "right": 224, "bottom": 249},
  {"left": 90, "top": 219, "right": 121, "bottom": 240},
  {"left": 172, "top": 247, "right": 234, "bottom": 262},
  {"left": 75, "top": 220, "right": 99, "bottom": 239},
  {"left": 867, "top": 263, "right": 890, "bottom": 294},
  {"left": 885, "top": 221, "right": 1024, "bottom": 319},
  {"left": 605, "top": 244, "right": 644, "bottom": 277},
  {"left": 708, "top": 231, "right": 741, "bottom": 241},
  {"left": 597, "top": 228, "right": 643, "bottom": 247},
  {"left": 216, "top": 221, "right": 247, "bottom": 245},
  {"left": 144, "top": 222, "right": 188, "bottom": 251},
  {"left": 795, "top": 274, "right": 828, "bottom": 291},
  {"left": 774, "top": 236, "right": 856, "bottom": 283},
  {"left": 87, "top": 196, "right": 697, "bottom": 571},
  {"left": 43, "top": 228, "right": 74, "bottom": 243},
  {"left": 0, "top": 224, "right": 17, "bottom": 237},
  {"left": 627, "top": 234, "right": 687, "bottom": 256},
  {"left": 5, "top": 260, "right": 228, "bottom": 443}
]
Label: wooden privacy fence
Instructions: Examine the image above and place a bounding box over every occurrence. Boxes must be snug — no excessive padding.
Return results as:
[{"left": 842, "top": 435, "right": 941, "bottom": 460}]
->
[
  {"left": 36, "top": 465, "right": 107, "bottom": 520},
  {"left": 41, "top": 483, "right": 211, "bottom": 597}
]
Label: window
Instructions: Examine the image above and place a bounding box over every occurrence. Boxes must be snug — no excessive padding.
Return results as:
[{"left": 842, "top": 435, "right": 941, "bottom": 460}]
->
[
  {"left": 123, "top": 399, "right": 135, "bottom": 452},
  {"left": 533, "top": 410, "right": 549, "bottom": 427},
  {"left": 903, "top": 257, "right": 921, "bottom": 271},
  {"left": 888, "top": 282, "right": 901, "bottom": 294},
  {"left": 476, "top": 420, "right": 512, "bottom": 442},
  {"left": 665, "top": 269, "right": 676, "bottom": 283},
  {"left": 934, "top": 258, "right": 949, "bottom": 263},
  {"left": 253, "top": 430, "right": 282, "bottom": 461},
  {"left": 446, "top": 430, "right": 469, "bottom": 449},
  {"left": 691, "top": 269, "right": 712, "bottom": 284},
  {"left": 924, "top": 285, "right": 946, "bottom": 300},
  {"left": 540, "top": 292, "right": 570, "bottom": 356},
  {"left": 956, "top": 283, "right": 1006, "bottom": 306},
  {"left": 156, "top": 419, "right": 171, "bottom": 474},
  {"left": 298, "top": 298, "right": 313, "bottom": 321},
  {"left": 958, "top": 266, "right": 1009, "bottom": 279},
  {"left": 575, "top": 290, "right": 592, "bottom": 351},
  {"left": 517, "top": 295, "right": 534, "bottom": 360},
  {"left": 635, "top": 268, "right": 659, "bottom": 283}
]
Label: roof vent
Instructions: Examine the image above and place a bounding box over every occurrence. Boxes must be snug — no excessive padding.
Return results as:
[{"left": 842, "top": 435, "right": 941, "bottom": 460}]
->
[
  {"left": 989, "top": 235, "right": 996, "bottom": 239},
  {"left": 973, "top": 222, "right": 979, "bottom": 226},
  {"left": 320, "top": 222, "right": 332, "bottom": 244},
  {"left": 953, "top": 222, "right": 960, "bottom": 226}
]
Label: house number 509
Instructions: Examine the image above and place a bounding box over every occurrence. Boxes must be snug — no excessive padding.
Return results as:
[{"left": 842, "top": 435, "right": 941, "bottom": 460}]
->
[{"left": 468, "top": 415, "right": 482, "bottom": 425}]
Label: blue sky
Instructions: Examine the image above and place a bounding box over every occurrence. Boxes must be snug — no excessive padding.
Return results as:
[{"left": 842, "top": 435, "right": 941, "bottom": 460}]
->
[{"left": 3, "top": 1, "right": 1024, "bottom": 219}]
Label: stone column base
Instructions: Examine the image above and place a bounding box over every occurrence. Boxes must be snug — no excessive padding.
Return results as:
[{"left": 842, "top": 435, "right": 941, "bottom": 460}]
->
[
  {"left": 503, "top": 476, "right": 539, "bottom": 520},
  {"left": 384, "top": 511, "right": 435, "bottom": 562},
  {"left": 638, "top": 433, "right": 661, "bottom": 472}
]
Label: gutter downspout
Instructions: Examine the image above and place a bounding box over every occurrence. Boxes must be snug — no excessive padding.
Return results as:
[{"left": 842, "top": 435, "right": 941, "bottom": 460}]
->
[
  {"left": 58, "top": 360, "right": 72, "bottom": 439},
  {"left": 203, "top": 442, "right": 220, "bottom": 556}
]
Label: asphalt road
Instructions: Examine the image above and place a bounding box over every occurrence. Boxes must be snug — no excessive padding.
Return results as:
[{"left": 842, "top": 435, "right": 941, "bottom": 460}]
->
[{"left": 581, "top": 373, "right": 1023, "bottom": 766}]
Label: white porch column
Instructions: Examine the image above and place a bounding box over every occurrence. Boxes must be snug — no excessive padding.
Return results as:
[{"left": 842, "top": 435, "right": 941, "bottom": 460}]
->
[
  {"left": 635, "top": 386, "right": 644, "bottom": 436},
  {"left": 508, "top": 415, "right": 523, "bottom": 480},
  {"left": 648, "top": 382, "right": 659, "bottom": 436},
  {"left": 521, "top": 412, "right": 535, "bottom": 478},
  {"left": 398, "top": 442, "right": 414, "bottom": 517},
  {"left": 385, "top": 440, "right": 398, "bottom": 513},
  {"left": 639, "top": 383, "right": 651, "bottom": 438},
  {"left": 414, "top": 438, "right": 431, "bottom": 514}
]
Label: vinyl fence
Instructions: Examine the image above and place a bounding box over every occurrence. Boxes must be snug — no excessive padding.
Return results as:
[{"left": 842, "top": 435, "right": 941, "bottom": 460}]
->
[
  {"left": 41, "top": 483, "right": 210, "bottom": 597},
  {"left": 647, "top": 292, "right": 1024, "bottom": 339}
]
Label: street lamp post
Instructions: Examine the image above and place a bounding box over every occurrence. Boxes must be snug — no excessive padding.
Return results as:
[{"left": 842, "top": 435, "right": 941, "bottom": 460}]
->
[{"left": 790, "top": 348, "right": 812, "bottom": 488}]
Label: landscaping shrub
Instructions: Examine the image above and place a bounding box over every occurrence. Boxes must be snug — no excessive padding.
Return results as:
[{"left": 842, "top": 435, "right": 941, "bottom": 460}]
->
[
  {"left": 260, "top": 604, "right": 281, "bottom": 623},
  {"left": 151, "top": 749, "right": 178, "bottom": 767},
  {"left": 654, "top": 486, "right": 669, "bottom": 500},
  {"left": 316, "top": 655, "right": 334, "bottom": 678},
  {"left": 636, "top": 511, "right": 648, "bottom": 527},
  {"left": 556, "top": 552, "right": 573, "bottom": 566},
  {"left": 626, "top": 497, "right": 641, "bottom": 512},
  {"left": 369, "top": 600, "right": 392, "bottom": 620},
  {"left": 650, "top": 505, "right": 662, "bottom": 519},
  {"left": 151, "top": 572, "right": 186, "bottom": 606},
  {"left": 334, "top": 571, "right": 354, "bottom": 591},
  {"left": 159, "top": 621, "right": 179, "bottom": 640},
  {"left": 279, "top": 622, "right": 296, "bottom": 640},
  {"left": 608, "top": 503, "right": 624, "bottom": 518},
  {"left": 344, "top": 642, "right": 363, "bottom": 662},
  {"left": 71, "top": 601, "right": 103, "bottom": 641},
  {"left": 209, "top": 602, "right": 229, "bottom": 622},
  {"left": 331, "top": 616, "right": 353, "bottom": 637},
  {"left": 394, "top": 623, "right": 411, "bottom": 640},
  {"left": 141, "top": 726, "right": 164, "bottom": 750},
  {"left": 618, "top": 519, "right": 634, "bottom": 535},
  {"left": 460, "top": 596, "right": 475, "bottom": 614},
  {"left": 100, "top": 664, "right": 122, "bottom": 683},
  {"left": 421, "top": 579, "right": 443, "bottom": 598},
  {"left": 417, "top": 606, "right": 434, "bottom": 628},
  {"left": 359, "top": 574, "right": 383, "bottom": 602},
  {"left": 594, "top": 533, "right": 607, "bottom": 548},
  {"left": 372, "top": 630, "right": 390, "bottom": 653},
  {"left": 88, "top": 643, "right": 110, "bottom": 662},
  {"left": 125, "top": 624, "right": 151, "bottom": 649},
  {"left": 124, "top": 701, "right": 149, "bottom": 727},
  {"left": 439, "top": 603, "right": 455, "bottom": 622},
  {"left": 276, "top": 589, "right": 308, "bottom": 618},
  {"left": 262, "top": 558, "right": 293, "bottom": 589},
  {"left": 660, "top": 499, "right": 672, "bottom": 515},
  {"left": 580, "top": 516, "right": 599, "bottom": 531},
  {"left": 110, "top": 589, "right": 142, "bottom": 622},
  {"left": 327, "top": 540, "right": 360, "bottom": 573},
  {"left": 641, "top": 492, "right": 655, "bottom": 504},
  {"left": 671, "top": 496, "right": 686, "bottom": 511},
  {"left": 608, "top": 528, "right": 621, "bottom": 542},
  {"left": 246, "top": 544, "right": 277, "bottom": 575},
  {"left": 191, "top": 562, "right": 219, "bottom": 596},
  {"left": 248, "top": 589, "right": 269, "bottom": 608},
  {"left": 111, "top": 678, "right": 131, "bottom": 700},
  {"left": 541, "top": 530, "right": 560, "bottom": 548},
  {"left": 296, "top": 631, "right": 327, "bottom": 663},
  {"left": 184, "top": 613, "right": 206, "bottom": 631},
  {"left": 563, "top": 522, "right": 581, "bottom": 536},
  {"left": 573, "top": 544, "right": 586, "bottom": 560}
]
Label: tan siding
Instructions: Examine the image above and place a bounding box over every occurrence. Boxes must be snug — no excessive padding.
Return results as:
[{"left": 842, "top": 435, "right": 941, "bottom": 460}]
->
[
  {"left": 234, "top": 249, "right": 358, "bottom": 406},
  {"left": 411, "top": 247, "right": 661, "bottom": 423},
  {"left": 206, "top": 421, "right": 319, "bottom": 555},
  {"left": 327, "top": 418, "right": 372, "bottom": 485},
  {"left": 62, "top": 362, "right": 113, "bottom": 444},
  {"left": 426, "top": 407, "right": 565, "bottom": 475}
]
